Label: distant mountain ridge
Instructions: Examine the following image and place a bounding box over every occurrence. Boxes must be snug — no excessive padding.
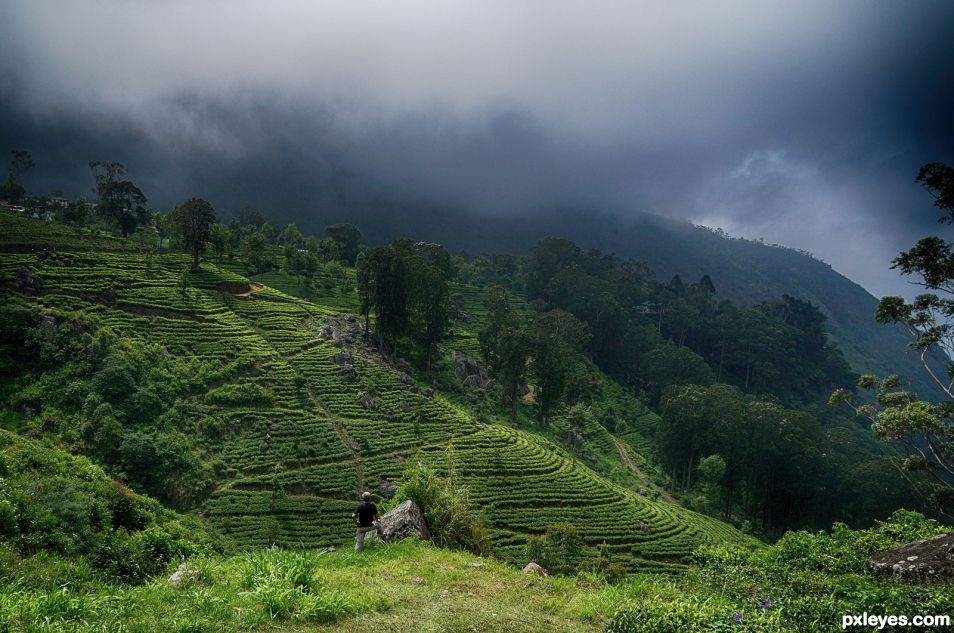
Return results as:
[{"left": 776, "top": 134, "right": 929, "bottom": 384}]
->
[{"left": 301, "top": 205, "right": 943, "bottom": 399}]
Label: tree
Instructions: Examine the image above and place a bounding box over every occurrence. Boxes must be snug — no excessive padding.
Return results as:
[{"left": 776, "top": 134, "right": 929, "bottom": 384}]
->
[
  {"left": 209, "top": 223, "right": 230, "bottom": 262},
  {"left": 242, "top": 231, "right": 275, "bottom": 278},
  {"left": 479, "top": 285, "right": 514, "bottom": 370},
  {"left": 639, "top": 341, "right": 715, "bottom": 406},
  {"left": 831, "top": 162, "right": 954, "bottom": 514},
  {"left": 531, "top": 310, "right": 590, "bottom": 424},
  {"left": 497, "top": 327, "right": 531, "bottom": 417},
  {"left": 259, "top": 221, "right": 276, "bottom": 243},
  {"left": 173, "top": 198, "right": 217, "bottom": 270},
  {"left": 477, "top": 286, "right": 533, "bottom": 416},
  {"left": 62, "top": 198, "right": 90, "bottom": 226},
  {"left": 226, "top": 218, "right": 242, "bottom": 258},
  {"left": 278, "top": 223, "right": 302, "bottom": 247},
  {"left": 406, "top": 247, "right": 451, "bottom": 368},
  {"left": 235, "top": 206, "right": 266, "bottom": 228},
  {"left": 89, "top": 161, "right": 148, "bottom": 236},
  {"left": 356, "top": 251, "right": 373, "bottom": 337},
  {"left": 358, "top": 244, "right": 409, "bottom": 351},
  {"left": 325, "top": 223, "right": 362, "bottom": 264},
  {"left": 10, "top": 149, "right": 34, "bottom": 177},
  {"left": 0, "top": 149, "right": 33, "bottom": 203},
  {"left": 698, "top": 274, "right": 716, "bottom": 297},
  {"left": 564, "top": 404, "right": 594, "bottom": 463},
  {"left": 0, "top": 172, "right": 24, "bottom": 203}
]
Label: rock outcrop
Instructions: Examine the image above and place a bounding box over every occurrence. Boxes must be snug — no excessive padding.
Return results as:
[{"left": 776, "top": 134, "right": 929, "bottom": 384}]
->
[
  {"left": 869, "top": 532, "right": 954, "bottom": 581},
  {"left": 453, "top": 351, "right": 494, "bottom": 390},
  {"left": 168, "top": 563, "right": 201, "bottom": 586},
  {"left": 15, "top": 268, "right": 42, "bottom": 296},
  {"left": 359, "top": 392, "right": 383, "bottom": 411},
  {"left": 373, "top": 500, "right": 431, "bottom": 543},
  {"left": 331, "top": 351, "right": 353, "bottom": 365}
]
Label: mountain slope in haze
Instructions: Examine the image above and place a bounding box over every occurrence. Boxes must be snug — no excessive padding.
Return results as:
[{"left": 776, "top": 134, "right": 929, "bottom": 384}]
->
[
  {"left": 592, "top": 214, "right": 945, "bottom": 400},
  {"left": 299, "top": 205, "right": 941, "bottom": 400}
]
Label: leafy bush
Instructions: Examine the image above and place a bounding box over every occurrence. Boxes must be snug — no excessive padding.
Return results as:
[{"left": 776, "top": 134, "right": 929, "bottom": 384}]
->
[
  {"left": 606, "top": 596, "right": 783, "bottom": 633},
  {"left": 526, "top": 523, "right": 584, "bottom": 575},
  {"left": 679, "top": 510, "right": 954, "bottom": 633},
  {"left": 0, "top": 430, "right": 206, "bottom": 585},
  {"left": 768, "top": 509, "right": 948, "bottom": 575},
  {"left": 391, "top": 461, "right": 493, "bottom": 556}
]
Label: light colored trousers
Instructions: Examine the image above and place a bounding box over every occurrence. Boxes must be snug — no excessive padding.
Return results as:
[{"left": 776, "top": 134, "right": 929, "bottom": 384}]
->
[{"left": 355, "top": 525, "right": 378, "bottom": 552}]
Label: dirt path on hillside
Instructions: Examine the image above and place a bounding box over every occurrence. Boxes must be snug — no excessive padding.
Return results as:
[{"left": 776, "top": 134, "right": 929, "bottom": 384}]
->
[
  {"left": 234, "top": 282, "right": 263, "bottom": 298},
  {"left": 611, "top": 435, "right": 676, "bottom": 503}
]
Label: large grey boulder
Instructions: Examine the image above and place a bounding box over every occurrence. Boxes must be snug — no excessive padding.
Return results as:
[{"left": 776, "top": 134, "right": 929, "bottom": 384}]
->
[
  {"left": 359, "top": 392, "right": 383, "bottom": 411},
  {"left": 331, "top": 351, "right": 353, "bottom": 365},
  {"left": 453, "top": 351, "right": 494, "bottom": 389},
  {"left": 374, "top": 500, "right": 431, "bottom": 543},
  {"left": 869, "top": 532, "right": 954, "bottom": 581}
]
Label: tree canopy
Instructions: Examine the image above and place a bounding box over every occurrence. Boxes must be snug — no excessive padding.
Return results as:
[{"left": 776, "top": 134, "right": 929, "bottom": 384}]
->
[{"left": 173, "top": 197, "right": 218, "bottom": 270}]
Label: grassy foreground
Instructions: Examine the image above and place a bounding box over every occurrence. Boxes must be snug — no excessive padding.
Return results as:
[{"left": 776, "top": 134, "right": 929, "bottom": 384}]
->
[
  {"left": 5, "top": 509, "right": 954, "bottom": 633},
  {"left": 3, "top": 538, "right": 619, "bottom": 633}
]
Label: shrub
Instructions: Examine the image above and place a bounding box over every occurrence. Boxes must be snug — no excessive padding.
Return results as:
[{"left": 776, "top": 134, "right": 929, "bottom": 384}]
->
[
  {"left": 91, "top": 355, "right": 138, "bottom": 405},
  {"left": 392, "top": 461, "right": 493, "bottom": 556},
  {"left": 605, "top": 597, "right": 782, "bottom": 633},
  {"left": 526, "top": 522, "right": 584, "bottom": 575},
  {"left": 769, "top": 509, "right": 948, "bottom": 575}
]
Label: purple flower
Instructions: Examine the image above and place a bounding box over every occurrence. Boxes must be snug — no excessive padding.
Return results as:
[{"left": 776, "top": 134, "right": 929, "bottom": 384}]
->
[
  {"left": 733, "top": 613, "right": 743, "bottom": 622},
  {"left": 759, "top": 599, "right": 773, "bottom": 609}
]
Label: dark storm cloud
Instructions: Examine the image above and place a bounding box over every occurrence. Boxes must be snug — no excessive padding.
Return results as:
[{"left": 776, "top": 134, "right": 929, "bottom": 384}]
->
[{"left": 1, "top": 1, "right": 953, "bottom": 297}]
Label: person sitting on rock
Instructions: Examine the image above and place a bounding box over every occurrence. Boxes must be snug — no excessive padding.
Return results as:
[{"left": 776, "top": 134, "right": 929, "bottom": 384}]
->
[{"left": 352, "top": 491, "right": 380, "bottom": 552}]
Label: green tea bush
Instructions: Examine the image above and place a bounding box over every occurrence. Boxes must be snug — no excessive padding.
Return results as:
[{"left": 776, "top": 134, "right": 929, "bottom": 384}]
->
[
  {"left": 679, "top": 510, "right": 954, "bottom": 633},
  {"left": 768, "top": 509, "right": 947, "bottom": 575},
  {"left": 526, "top": 523, "right": 584, "bottom": 575},
  {"left": 606, "top": 597, "right": 785, "bottom": 633}
]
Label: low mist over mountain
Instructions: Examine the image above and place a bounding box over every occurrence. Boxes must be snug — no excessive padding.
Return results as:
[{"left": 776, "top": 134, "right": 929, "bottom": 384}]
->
[{"left": 293, "top": 202, "right": 945, "bottom": 400}]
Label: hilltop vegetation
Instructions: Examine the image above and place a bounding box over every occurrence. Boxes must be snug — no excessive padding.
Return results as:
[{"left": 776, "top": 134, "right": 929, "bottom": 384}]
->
[{"left": 3, "top": 509, "right": 950, "bottom": 632}]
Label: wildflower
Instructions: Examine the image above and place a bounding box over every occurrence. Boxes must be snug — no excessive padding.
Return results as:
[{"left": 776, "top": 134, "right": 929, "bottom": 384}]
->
[
  {"left": 733, "top": 613, "right": 743, "bottom": 622},
  {"left": 759, "top": 599, "right": 773, "bottom": 609}
]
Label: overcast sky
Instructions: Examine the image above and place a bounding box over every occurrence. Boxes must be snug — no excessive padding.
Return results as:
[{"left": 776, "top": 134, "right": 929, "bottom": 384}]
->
[{"left": 1, "top": 1, "right": 952, "bottom": 298}]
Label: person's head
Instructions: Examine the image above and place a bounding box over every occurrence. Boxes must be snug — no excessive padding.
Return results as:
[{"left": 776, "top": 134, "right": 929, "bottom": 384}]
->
[{"left": 362, "top": 491, "right": 371, "bottom": 502}]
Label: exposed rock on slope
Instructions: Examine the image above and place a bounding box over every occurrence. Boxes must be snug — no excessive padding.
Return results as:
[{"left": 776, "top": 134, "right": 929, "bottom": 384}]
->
[{"left": 870, "top": 532, "right": 954, "bottom": 581}]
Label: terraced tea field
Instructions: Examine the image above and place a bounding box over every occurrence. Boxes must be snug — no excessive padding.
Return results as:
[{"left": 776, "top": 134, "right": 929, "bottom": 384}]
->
[{"left": 0, "top": 212, "right": 748, "bottom": 571}]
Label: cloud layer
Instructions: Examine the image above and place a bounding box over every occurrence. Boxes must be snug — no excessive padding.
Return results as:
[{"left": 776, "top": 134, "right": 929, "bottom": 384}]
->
[{"left": 1, "top": 0, "right": 952, "bottom": 297}]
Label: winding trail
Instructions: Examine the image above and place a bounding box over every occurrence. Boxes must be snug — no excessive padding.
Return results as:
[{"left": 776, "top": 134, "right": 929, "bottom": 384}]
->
[
  {"left": 234, "top": 282, "right": 264, "bottom": 298},
  {"left": 611, "top": 435, "right": 676, "bottom": 503}
]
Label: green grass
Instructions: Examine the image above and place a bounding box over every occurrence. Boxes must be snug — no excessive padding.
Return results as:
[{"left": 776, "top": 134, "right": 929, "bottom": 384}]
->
[
  {"left": 5, "top": 512, "right": 952, "bottom": 633},
  {"left": 0, "top": 539, "right": 612, "bottom": 632}
]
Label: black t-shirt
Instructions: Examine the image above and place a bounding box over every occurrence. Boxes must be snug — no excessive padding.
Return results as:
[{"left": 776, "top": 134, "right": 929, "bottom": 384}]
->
[{"left": 354, "top": 502, "right": 378, "bottom": 527}]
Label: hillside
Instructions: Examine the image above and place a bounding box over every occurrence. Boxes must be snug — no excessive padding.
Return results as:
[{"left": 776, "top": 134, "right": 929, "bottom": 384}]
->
[
  {"left": 324, "top": 208, "right": 944, "bottom": 400},
  {"left": 0, "top": 212, "right": 745, "bottom": 573}
]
